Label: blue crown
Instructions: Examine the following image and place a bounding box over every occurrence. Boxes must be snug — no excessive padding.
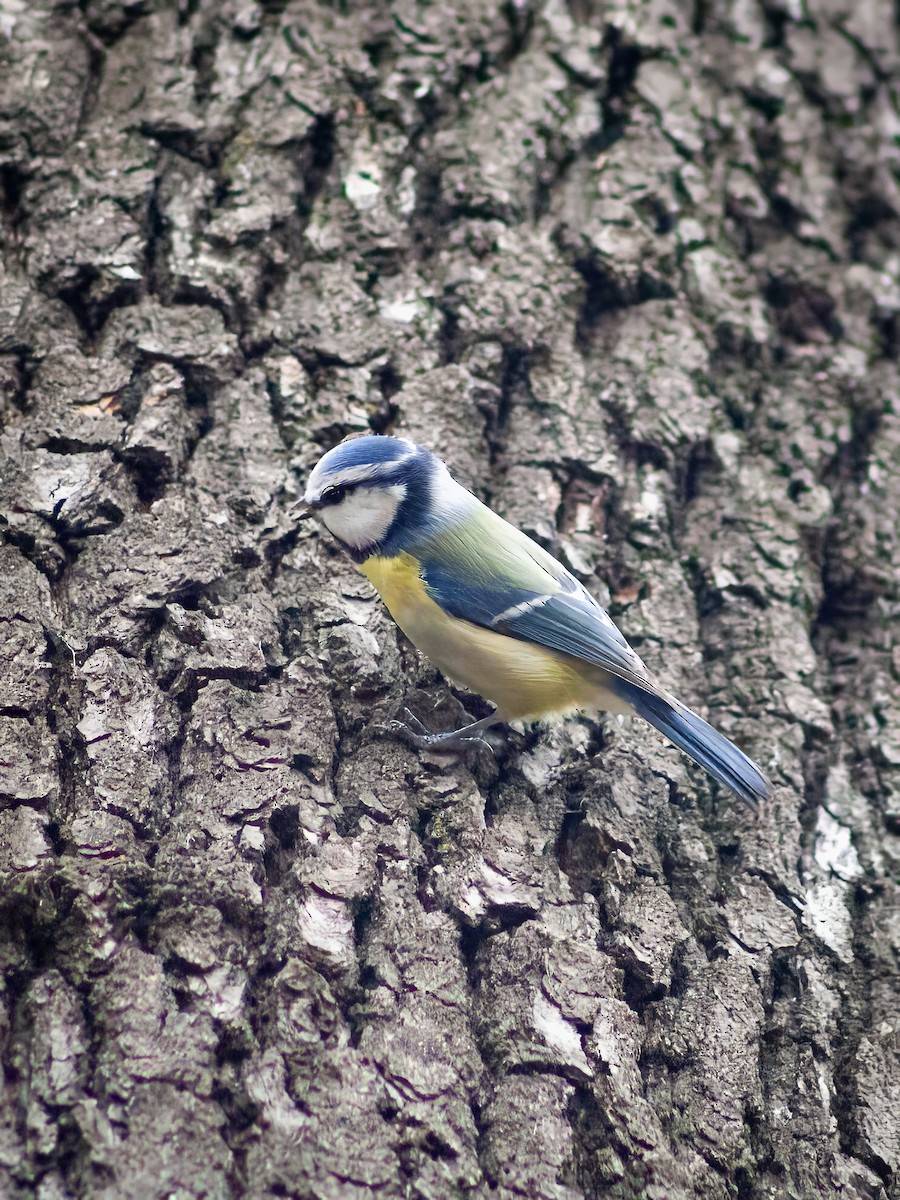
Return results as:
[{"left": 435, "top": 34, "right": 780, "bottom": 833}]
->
[{"left": 320, "top": 435, "right": 416, "bottom": 473}]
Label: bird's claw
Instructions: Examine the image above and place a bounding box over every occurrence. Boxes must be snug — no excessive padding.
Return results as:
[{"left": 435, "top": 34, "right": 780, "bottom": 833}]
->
[
  {"left": 449, "top": 733, "right": 495, "bottom": 754},
  {"left": 388, "top": 708, "right": 496, "bottom": 756}
]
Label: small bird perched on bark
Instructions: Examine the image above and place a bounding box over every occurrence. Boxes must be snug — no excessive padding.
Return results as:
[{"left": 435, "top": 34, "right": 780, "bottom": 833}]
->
[{"left": 293, "top": 434, "right": 769, "bottom": 807}]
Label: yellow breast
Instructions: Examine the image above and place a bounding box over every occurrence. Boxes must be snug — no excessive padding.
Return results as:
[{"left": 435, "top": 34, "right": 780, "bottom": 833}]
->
[
  {"left": 359, "top": 553, "right": 623, "bottom": 721},
  {"left": 360, "top": 552, "right": 433, "bottom": 630}
]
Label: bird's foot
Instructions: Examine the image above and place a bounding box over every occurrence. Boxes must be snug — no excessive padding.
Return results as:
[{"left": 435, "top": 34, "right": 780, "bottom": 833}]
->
[{"left": 388, "top": 707, "right": 500, "bottom": 754}]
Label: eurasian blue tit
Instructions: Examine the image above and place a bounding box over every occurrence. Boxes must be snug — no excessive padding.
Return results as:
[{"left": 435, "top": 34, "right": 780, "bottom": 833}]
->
[{"left": 294, "top": 435, "right": 769, "bottom": 806}]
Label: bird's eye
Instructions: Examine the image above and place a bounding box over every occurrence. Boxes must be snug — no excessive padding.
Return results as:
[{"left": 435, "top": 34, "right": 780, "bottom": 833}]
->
[{"left": 320, "top": 485, "right": 347, "bottom": 506}]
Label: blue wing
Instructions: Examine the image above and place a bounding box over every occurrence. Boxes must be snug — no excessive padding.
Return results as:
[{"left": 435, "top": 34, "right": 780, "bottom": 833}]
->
[
  {"left": 419, "top": 552, "right": 649, "bottom": 687},
  {"left": 414, "top": 507, "right": 769, "bottom": 806}
]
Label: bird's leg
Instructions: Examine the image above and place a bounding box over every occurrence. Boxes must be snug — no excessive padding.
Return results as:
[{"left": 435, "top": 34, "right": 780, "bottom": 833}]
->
[{"left": 390, "top": 707, "right": 502, "bottom": 753}]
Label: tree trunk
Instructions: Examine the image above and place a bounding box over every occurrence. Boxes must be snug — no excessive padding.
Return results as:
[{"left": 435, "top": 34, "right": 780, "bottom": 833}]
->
[{"left": 1, "top": 1, "right": 897, "bottom": 1197}]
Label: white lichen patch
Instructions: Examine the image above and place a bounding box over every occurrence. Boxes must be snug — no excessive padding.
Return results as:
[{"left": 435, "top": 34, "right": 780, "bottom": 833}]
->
[
  {"left": 813, "top": 807, "right": 863, "bottom": 882},
  {"left": 532, "top": 991, "right": 592, "bottom": 1078},
  {"left": 344, "top": 158, "right": 383, "bottom": 211},
  {"left": 298, "top": 894, "right": 355, "bottom": 969}
]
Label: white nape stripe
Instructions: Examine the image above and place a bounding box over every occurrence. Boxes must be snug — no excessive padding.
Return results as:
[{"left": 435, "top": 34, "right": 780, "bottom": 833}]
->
[
  {"left": 490, "top": 592, "right": 552, "bottom": 627},
  {"left": 429, "top": 461, "right": 480, "bottom": 518}
]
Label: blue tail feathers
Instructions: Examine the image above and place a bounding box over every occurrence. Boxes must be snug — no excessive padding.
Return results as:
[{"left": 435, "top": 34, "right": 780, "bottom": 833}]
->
[{"left": 615, "top": 681, "right": 769, "bottom": 807}]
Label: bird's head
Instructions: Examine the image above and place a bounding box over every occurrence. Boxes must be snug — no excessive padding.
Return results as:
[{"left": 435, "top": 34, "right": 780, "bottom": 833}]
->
[{"left": 295, "top": 434, "right": 458, "bottom": 560}]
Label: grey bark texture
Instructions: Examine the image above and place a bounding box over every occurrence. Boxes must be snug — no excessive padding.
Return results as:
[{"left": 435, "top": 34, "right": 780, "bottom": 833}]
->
[{"left": 0, "top": 1, "right": 898, "bottom": 1198}]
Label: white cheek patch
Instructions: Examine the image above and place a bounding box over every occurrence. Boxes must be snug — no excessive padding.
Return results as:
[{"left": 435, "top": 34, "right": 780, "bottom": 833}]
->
[{"left": 321, "top": 484, "right": 407, "bottom": 550}]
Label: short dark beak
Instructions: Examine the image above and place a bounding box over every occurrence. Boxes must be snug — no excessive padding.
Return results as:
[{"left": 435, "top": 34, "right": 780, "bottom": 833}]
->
[{"left": 289, "top": 499, "right": 316, "bottom": 521}]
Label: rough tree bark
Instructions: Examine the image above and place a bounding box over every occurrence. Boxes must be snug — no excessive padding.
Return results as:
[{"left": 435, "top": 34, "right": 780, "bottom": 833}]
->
[{"left": 0, "top": 0, "right": 897, "bottom": 1197}]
